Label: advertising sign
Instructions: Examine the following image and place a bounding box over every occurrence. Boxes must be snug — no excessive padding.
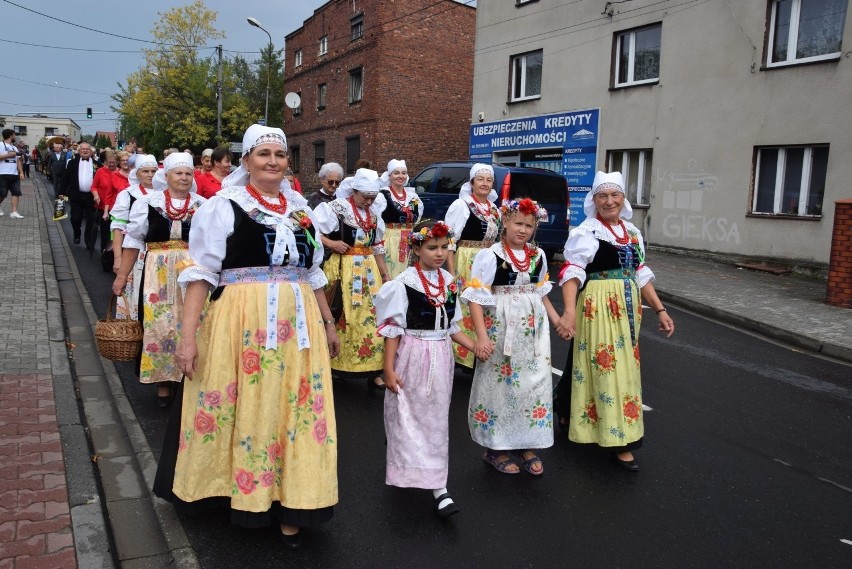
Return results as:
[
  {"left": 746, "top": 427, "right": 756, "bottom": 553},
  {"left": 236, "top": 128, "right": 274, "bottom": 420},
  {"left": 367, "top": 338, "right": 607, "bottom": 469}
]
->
[{"left": 469, "top": 109, "right": 599, "bottom": 225}]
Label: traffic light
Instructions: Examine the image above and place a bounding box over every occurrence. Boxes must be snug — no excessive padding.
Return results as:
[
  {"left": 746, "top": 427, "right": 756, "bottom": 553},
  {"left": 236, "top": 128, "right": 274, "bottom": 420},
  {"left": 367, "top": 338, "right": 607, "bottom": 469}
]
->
[{"left": 86, "top": 107, "right": 92, "bottom": 119}]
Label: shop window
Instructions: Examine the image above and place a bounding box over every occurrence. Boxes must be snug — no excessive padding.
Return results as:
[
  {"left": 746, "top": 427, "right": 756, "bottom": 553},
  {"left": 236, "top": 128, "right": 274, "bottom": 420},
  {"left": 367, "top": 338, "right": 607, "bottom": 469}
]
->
[
  {"left": 351, "top": 13, "right": 364, "bottom": 41},
  {"left": 314, "top": 141, "right": 325, "bottom": 173},
  {"left": 607, "top": 149, "right": 652, "bottom": 205},
  {"left": 317, "top": 83, "right": 327, "bottom": 111},
  {"left": 14, "top": 126, "right": 27, "bottom": 135},
  {"left": 346, "top": 137, "right": 361, "bottom": 173},
  {"left": 752, "top": 145, "right": 828, "bottom": 216},
  {"left": 319, "top": 35, "right": 328, "bottom": 56},
  {"left": 767, "top": 0, "right": 847, "bottom": 66},
  {"left": 349, "top": 67, "right": 363, "bottom": 103},
  {"left": 290, "top": 145, "right": 300, "bottom": 173},
  {"left": 614, "top": 24, "right": 661, "bottom": 87},
  {"left": 510, "top": 50, "right": 542, "bottom": 102}
]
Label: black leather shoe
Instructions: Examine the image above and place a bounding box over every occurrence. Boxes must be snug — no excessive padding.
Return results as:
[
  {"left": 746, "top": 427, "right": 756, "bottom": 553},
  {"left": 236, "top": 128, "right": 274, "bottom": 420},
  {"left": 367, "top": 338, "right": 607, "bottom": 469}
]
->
[
  {"left": 73, "top": 237, "right": 80, "bottom": 244},
  {"left": 281, "top": 529, "right": 301, "bottom": 549},
  {"left": 612, "top": 454, "right": 639, "bottom": 471},
  {"left": 434, "top": 493, "right": 460, "bottom": 519}
]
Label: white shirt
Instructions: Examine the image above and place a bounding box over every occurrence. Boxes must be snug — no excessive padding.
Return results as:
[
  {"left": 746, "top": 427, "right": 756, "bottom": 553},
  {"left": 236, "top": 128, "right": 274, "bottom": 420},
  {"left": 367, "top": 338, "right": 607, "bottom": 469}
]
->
[{"left": 0, "top": 142, "right": 19, "bottom": 176}]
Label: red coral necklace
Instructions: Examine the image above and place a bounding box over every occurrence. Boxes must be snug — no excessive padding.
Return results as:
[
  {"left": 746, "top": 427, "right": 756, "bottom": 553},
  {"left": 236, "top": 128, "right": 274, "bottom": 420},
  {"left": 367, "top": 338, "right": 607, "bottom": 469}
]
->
[
  {"left": 348, "top": 196, "right": 376, "bottom": 231},
  {"left": 389, "top": 185, "right": 407, "bottom": 202},
  {"left": 164, "top": 190, "right": 191, "bottom": 220},
  {"left": 470, "top": 195, "right": 493, "bottom": 218},
  {"left": 415, "top": 262, "right": 446, "bottom": 306},
  {"left": 596, "top": 214, "right": 630, "bottom": 245},
  {"left": 138, "top": 184, "right": 148, "bottom": 195},
  {"left": 247, "top": 184, "right": 288, "bottom": 214},
  {"left": 502, "top": 239, "right": 534, "bottom": 273}
]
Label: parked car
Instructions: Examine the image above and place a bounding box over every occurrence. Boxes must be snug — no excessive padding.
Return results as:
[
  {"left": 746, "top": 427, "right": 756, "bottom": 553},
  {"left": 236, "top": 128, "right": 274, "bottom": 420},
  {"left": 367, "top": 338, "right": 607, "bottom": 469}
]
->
[{"left": 411, "top": 161, "right": 570, "bottom": 257}]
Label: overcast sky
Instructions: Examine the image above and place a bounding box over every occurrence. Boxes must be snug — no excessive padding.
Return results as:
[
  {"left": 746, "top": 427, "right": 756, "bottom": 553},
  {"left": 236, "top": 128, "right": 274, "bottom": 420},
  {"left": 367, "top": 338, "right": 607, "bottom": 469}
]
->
[{"left": 0, "top": 0, "right": 327, "bottom": 134}]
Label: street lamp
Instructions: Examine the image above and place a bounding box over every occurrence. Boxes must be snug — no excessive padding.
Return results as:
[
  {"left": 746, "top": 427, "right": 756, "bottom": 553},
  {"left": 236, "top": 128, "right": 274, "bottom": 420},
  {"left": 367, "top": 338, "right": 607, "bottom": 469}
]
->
[{"left": 247, "top": 17, "right": 272, "bottom": 126}]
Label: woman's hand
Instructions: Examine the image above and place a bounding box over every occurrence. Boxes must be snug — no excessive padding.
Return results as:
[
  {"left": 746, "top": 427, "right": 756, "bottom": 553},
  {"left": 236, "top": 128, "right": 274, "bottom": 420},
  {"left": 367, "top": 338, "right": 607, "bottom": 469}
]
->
[
  {"left": 331, "top": 240, "right": 349, "bottom": 254},
  {"left": 111, "top": 275, "right": 127, "bottom": 296},
  {"left": 175, "top": 338, "right": 198, "bottom": 379},
  {"left": 383, "top": 368, "right": 404, "bottom": 394},
  {"left": 325, "top": 325, "right": 340, "bottom": 358},
  {"left": 474, "top": 335, "right": 495, "bottom": 362},
  {"left": 657, "top": 310, "right": 675, "bottom": 337},
  {"left": 556, "top": 311, "right": 576, "bottom": 340}
]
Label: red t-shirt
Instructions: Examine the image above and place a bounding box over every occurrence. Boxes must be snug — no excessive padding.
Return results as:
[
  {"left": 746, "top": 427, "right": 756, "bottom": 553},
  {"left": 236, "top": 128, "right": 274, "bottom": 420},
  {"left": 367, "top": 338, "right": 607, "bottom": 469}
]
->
[
  {"left": 92, "top": 167, "right": 116, "bottom": 210},
  {"left": 196, "top": 171, "right": 223, "bottom": 199}
]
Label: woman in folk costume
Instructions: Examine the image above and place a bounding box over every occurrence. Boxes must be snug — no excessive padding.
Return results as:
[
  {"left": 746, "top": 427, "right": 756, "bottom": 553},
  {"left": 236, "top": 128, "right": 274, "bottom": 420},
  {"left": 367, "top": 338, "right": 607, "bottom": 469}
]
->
[
  {"left": 314, "top": 168, "right": 391, "bottom": 391},
  {"left": 374, "top": 220, "right": 475, "bottom": 518},
  {"left": 109, "top": 154, "right": 159, "bottom": 322},
  {"left": 374, "top": 159, "right": 422, "bottom": 279},
  {"left": 556, "top": 171, "right": 674, "bottom": 471},
  {"left": 155, "top": 125, "right": 340, "bottom": 549},
  {"left": 112, "top": 152, "right": 205, "bottom": 406},
  {"left": 444, "top": 163, "right": 501, "bottom": 369},
  {"left": 462, "top": 198, "right": 559, "bottom": 475}
]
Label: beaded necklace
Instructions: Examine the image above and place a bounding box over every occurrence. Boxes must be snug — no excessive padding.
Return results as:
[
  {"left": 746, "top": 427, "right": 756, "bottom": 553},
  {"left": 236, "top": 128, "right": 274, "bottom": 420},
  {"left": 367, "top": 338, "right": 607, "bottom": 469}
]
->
[
  {"left": 502, "top": 239, "right": 534, "bottom": 273},
  {"left": 596, "top": 214, "right": 630, "bottom": 245},
  {"left": 163, "top": 190, "right": 191, "bottom": 220},
  {"left": 389, "top": 185, "right": 407, "bottom": 202},
  {"left": 470, "top": 195, "right": 493, "bottom": 218},
  {"left": 247, "top": 184, "right": 288, "bottom": 215},
  {"left": 138, "top": 184, "right": 148, "bottom": 195},
  {"left": 348, "top": 196, "right": 376, "bottom": 231},
  {"left": 414, "top": 262, "right": 446, "bottom": 307}
]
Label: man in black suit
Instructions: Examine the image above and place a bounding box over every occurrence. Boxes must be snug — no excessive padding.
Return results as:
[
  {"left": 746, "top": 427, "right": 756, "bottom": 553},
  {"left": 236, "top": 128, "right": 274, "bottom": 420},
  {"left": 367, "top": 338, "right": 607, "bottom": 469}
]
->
[
  {"left": 44, "top": 142, "right": 70, "bottom": 197},
  {"left": 60, "top": 142, "right": 99, "bottom": 248}
]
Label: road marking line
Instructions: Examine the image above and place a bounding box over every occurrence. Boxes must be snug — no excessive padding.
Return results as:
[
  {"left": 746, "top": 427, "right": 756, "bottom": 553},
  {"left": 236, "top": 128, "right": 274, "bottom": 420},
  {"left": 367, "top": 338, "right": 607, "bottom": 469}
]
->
[
  {"left": 642, "top": 404, "right": 653, "bottom": 411},
  {"left": 773, "top": 459, "right": 792, "bottom": 467},
  {"left": 840, "top": 539, "right": 852, "bottom": 546},
  {"left": 818, "top": 477, "right": 852, "bottom": 494}
]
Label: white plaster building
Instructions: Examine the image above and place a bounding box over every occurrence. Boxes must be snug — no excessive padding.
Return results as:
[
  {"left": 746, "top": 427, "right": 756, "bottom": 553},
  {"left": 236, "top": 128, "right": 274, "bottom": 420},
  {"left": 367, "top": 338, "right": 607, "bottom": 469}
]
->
[{"left": 1, "top": 116, "right": 81, "bottom": 149}]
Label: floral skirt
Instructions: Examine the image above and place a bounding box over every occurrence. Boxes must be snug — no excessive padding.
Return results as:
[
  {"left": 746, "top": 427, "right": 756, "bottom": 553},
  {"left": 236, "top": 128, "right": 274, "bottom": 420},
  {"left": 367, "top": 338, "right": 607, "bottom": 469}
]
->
[
  {"left": 116, "top": 248, "right": 145, "bottom": 321},
  {"left": 452, "top": 245, "right": 482, "bottom": 368},
  {"left": 384, "top": 334, "right": 454, "bottom": 489},
  {"left": 383, "top": 223, "right": 415, "bottom": 280},
  {"left": 171, "top": 281, "right": 338, "bottom": 513},
  {"left": 468, "top": 290, "right": 553, "bottom": 450},
  {"left": 323, "top": 253, "right": 383, "bottom": 374},
  {"left": 139, "top": 247, "right": 188, "bottom": 384},
  {"left": 568, "top": 278, "right": 644, "bottom": 447}
]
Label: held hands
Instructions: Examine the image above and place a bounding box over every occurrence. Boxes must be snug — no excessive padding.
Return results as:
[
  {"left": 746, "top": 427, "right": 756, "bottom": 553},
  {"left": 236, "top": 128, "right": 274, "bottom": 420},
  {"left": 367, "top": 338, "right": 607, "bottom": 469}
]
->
[
  {"left": 657, "top": 311, "right": 675, "bottom": 337},
  {"left": 384, "top": 368, "right": 404, "bottom": 394},
  {"left": 555, "top": 311, "right": 576, "bottom": 341},
  {"left": 474, "top": 335, "right": 495, "bottom": 362},
  {"left": 175, "top": 338, "right": 198, "bottom": 379}
]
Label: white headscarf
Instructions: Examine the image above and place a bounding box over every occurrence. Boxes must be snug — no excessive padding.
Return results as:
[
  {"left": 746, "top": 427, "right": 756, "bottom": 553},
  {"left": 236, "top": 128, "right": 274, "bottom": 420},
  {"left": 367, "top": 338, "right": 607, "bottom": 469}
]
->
[
  {"left": 336, "top": 168, "right": 380, "bottom": 198},
  {"left": 379, "top": 158, "right": 409, "bottom": 186},
  {"left": 459, "top": 163, "right": 497, "bottom": 203},
  {"left": 583, "top": 171, "right": 633, "bottom": 220},
  {"left": 221, "top": 124, "right": 288, "bottom": 190},
  {"left": 154, "top": 152, "right": 198, "bottom": 193},
  {"left": 128, "top": 154, "right": 157, "bottom": 188}
]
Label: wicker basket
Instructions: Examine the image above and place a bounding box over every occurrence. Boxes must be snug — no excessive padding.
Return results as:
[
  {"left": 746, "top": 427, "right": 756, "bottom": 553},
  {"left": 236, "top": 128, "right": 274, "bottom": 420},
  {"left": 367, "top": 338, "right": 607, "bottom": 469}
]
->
[{"left": 95, "top": 294, "right": 143, "bottom": 361}]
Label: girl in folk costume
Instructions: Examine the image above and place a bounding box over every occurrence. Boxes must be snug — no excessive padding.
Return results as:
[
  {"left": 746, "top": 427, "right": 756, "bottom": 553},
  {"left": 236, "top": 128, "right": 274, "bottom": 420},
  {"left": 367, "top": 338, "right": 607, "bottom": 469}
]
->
[
  {"left": 374, "top": 159, "right": 422, "bottom": 279},
  {"left": 109, "top": 154, "right": 159, "bottom": 317},
  {"left": 444, "top": 163, "right": 501, "bottom": 369},
  {"left": 556, "top": 171, "right": 674, "bottom": 471},
  {"left": 375, "top": 220, "right": 476, "bottom": 518},
  {"left": 462, "top": 198, "right": 559, "bottom": 475},
  {"left": 155, "top": 125, "right": 339, "bottom": 548},
  {"left": 314, "top": 169, "right": 392, "bottom": 390},
  {"left": 112, "top": 152, "right": 206, "bottom": 406}
]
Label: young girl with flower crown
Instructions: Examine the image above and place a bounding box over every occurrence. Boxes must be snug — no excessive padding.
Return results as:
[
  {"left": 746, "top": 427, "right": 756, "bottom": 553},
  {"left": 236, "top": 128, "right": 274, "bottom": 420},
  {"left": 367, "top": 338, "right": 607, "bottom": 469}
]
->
[
  {"left": 374, "top": 220, "right": 476, "bottom": 518},
  {"left": 461, "top": 198, "right": 559, "bottom": 475}
]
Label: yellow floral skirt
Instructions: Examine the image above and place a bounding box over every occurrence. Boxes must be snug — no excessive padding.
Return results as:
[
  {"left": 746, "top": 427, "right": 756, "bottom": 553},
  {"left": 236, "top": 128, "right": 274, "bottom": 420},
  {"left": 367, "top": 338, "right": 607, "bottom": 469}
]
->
[
  {"left": 568, "top": 278, "right": 644, "bottom": 447},
  {"left": 172, "top": 282, "right": 338, "bottom": 512},
  {"left": 383, "top": 223, "right": 415, "bottom": 279},
  {"left": 452, "top": 244, "right": 483, "bottom": 368},
  {"left": 323, "top": 252, "right": 384, "bottom": 374}
]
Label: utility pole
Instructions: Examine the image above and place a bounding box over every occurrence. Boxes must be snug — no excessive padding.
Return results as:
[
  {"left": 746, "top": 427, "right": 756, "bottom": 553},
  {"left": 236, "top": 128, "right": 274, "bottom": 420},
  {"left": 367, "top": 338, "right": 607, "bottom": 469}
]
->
[{"left": 216, "top": 44, "right": 223, "bottom": 139}]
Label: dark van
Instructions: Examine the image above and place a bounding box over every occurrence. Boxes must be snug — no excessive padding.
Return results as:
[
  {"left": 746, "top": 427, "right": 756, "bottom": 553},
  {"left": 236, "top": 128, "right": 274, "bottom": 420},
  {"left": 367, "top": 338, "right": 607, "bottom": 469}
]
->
[{"left": 411, "top": 162, "right": 569, "bottom": 257}]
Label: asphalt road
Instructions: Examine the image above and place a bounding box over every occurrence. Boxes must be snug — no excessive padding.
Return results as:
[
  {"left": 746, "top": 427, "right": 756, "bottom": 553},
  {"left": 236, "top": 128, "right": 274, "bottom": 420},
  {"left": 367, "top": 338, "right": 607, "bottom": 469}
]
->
[{"left": 62, "top": 219, "right": 852, "bottom": 569}]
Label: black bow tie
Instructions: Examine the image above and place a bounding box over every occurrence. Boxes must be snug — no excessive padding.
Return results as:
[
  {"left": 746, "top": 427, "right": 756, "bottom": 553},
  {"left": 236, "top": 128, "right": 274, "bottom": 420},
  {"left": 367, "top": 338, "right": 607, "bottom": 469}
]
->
[{"left": 81, "top": 158, "right": 90, "bottom": 162}]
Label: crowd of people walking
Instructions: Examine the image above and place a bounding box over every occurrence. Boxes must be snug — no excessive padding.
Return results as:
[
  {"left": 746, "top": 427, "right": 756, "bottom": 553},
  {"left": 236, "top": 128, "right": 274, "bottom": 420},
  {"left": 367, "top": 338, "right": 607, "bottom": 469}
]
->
[{"left": 25, "top": 124, "right": 675, "bottom": 548}]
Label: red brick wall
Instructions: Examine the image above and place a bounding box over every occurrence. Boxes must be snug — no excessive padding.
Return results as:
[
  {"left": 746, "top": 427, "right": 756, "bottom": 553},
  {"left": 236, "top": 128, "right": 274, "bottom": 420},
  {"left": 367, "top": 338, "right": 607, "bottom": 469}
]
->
[
  {"left": 826, "top": 198, "right": 852, "bottom": 308},
  {"left": 283, "top": 0, "right": 475, "bottom": 192}
]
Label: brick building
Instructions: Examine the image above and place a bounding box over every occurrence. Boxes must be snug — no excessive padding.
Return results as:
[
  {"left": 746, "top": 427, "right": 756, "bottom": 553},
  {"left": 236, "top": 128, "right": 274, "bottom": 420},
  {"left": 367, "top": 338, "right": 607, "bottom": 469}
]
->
[{"left": 283, "top": 0, "right": 476, "bottom": 191}]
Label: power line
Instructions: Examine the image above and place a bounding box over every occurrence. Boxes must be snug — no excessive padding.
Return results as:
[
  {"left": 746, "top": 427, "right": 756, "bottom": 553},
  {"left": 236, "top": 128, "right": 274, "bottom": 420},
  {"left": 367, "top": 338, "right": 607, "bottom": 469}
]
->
[
  {"left": 0, "top": 38, "right": 142, "bottom": 53},
  {"left": 0, "top": 99, "right": 114, "bottom": 108},
  {"left": 0, "top": 73, "right": 112, "bottom": 95}
]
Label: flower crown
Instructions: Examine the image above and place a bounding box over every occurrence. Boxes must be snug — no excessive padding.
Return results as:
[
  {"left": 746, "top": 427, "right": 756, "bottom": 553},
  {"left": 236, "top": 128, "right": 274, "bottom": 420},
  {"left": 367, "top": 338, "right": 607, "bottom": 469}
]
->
[
  {"left": 407, "top": 221, "right": 455, "bottom": 247},
  {"left": 500, "top": 198, "right": 548, "bottom": 223}
]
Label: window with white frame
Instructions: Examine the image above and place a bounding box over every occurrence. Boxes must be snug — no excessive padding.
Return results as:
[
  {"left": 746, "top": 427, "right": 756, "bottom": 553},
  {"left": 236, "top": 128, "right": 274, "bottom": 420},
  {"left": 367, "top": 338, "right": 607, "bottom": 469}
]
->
[
  {"left": 349, "top": 67, "right": 363, "bottom": 103},
  {"left": 319, "top": 35, "right": 328, "bottom": 56},
  {"left": 351, "top": 13, "right": 364, "bottom": 41},
  {"left": 294, "top": 49, "right": 302, "bottom": 67},
  {"left": 767, "top": 0, "right": 847, "bottom": 66},
  {"left": 752, "top": 145, "right": 829, "bottom": 216},
  {"left": 510, "top": 50, "right": 542, "bottom": 102},
  {"left": 614, "top": 23, "right": 662, "bottom": 87},
  {"left": 607, "top": 149, "right": 652, "bottom": 205},
  {"left": 317, "top": 83, "right": 327, "bottom": 110},
  {"left": 44, "top": 127, "right": 57, "bottom": 136}
]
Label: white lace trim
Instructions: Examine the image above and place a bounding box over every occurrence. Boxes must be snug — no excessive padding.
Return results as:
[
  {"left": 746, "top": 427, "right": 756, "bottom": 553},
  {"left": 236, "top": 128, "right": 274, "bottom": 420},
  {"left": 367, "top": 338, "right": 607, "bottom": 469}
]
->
[
  {"left": 576, "top": 218, "right": 641, "bottom": 248},
  {"left": 217, "top": 186, "right": 310, "bottom": 230},
  {"left": 558, "top": 265, "right": 587, "bottom": 288},
  {"left": 178, "top": 264, "right": 219, "bottom": 288}
]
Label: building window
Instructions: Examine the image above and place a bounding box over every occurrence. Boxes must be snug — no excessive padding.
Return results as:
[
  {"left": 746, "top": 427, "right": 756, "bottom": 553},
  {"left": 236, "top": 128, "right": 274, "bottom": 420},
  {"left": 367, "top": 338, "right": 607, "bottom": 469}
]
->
[
  {"left": 290, "top": 145, "right": 300, "bottom": 173},
  {"left": 753, "top": 145, "right": 829, "bottom": 216},
  {"left": 607, "top": 149, "right": 652, "bottom": 205},
  {"left": 346, "top": 137, "right": 361, "bottom": 173},
  {"left": 614, "top": 23, "right": 662, "bottom": 87},
  {"left": 13, "top": 126, "right": 27, "bottom": 136},
  {"left": 319, "top": 35, "right": 328, "bottom": 56},
  {"left": 294, "top": 49, "right": 302, "bottom": 68},
  {"left": 510, "top": 50, "right": 542, "bottom": 102},
  {"left": 44, "top": 127, "right": 57, "bottom": 136},
  {"left": 314, "top": 141, "right": 325, "bottom": 172},
  {"left": 317, "top": 83, "right": 327, "bottom": 111},
  {"left": 351, "top": 13, "right": 364, "bottom": 41},
  {"left": 349, "top": 67, "right": 363, "bottom": 103},
  {"left": 767, "top": 0, "right": 847, "bottom": 66}
]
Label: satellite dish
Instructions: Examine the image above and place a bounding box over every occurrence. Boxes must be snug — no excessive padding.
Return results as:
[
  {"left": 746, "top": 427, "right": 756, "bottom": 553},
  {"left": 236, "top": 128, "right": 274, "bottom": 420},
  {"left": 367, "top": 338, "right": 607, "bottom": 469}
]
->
[{"left": 285, "top": 92, "right": 301, "bottom": 109}]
